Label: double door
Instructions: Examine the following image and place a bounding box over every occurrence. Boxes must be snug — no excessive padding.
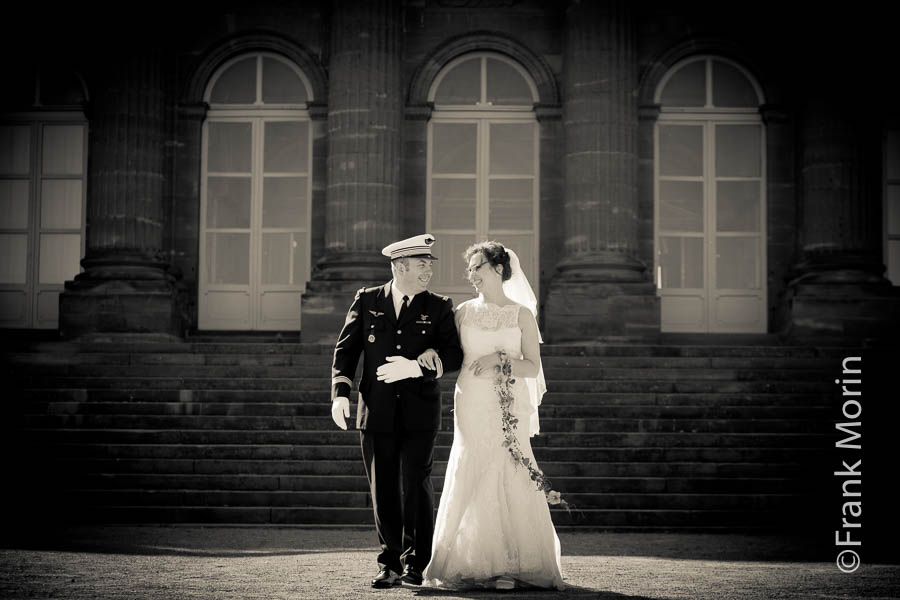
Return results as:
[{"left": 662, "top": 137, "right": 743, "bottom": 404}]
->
[
  {"left": 199, "top": 116, "right": 311, "bottom": 330},
  {"left": 427, "top": 116, "right": 539, "bottom": 309},
  {"left": 655, "top": 118, "right": 766, "bottom": 333}
]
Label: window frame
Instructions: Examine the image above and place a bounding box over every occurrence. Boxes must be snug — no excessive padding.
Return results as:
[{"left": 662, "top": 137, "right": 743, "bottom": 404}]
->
[
  {"left": 426, "top": 52, "right": 541, "bottom": 306},
  {"left": 0, "top": 112, "right": 88, "bottom": 329},
  {"left": 199, "top": 52, "right": 314, "bottom": 330},
  {"left": 653, "top": 56, "right": 767, "bottom": 333}
]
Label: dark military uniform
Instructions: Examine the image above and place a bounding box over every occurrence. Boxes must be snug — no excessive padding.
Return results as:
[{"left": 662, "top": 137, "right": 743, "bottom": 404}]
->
[{"left": 331, "top": 281, "right": 464, "bottom": 575}]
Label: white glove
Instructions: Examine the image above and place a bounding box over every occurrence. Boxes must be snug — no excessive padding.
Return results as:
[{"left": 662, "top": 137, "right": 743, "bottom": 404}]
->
[
  {"left": 331, "top": 396, "right": 350, "bottom": 430},
  {"left": 376, "top": 356, "right": 423, "bottom": 383}
]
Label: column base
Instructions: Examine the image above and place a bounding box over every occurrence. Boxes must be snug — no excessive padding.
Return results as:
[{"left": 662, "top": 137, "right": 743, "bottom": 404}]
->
[
  {"left": 544, "top": 280, "right": 660, "bottom": 342},
  {"left": 784, "top": 282, "right": 900, "bottom": 342},
  {"left": 554, "top": 251, "right": 648, "bottom": 283},
  {"left": 59, "top": 258, "right": 189, "bottom": 340},
  {"left": 300, "top": 252, "right": 392, "bottom": 343}
]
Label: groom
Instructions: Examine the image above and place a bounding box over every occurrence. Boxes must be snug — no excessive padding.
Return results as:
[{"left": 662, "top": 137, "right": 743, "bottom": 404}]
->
[{"left": 330, "top": 234, "right": 464, "bottom": 588}]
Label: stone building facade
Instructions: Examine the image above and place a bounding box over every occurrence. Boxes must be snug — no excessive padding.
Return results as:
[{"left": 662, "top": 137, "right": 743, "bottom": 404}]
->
[{"left": 2, "top": 1, "right": 897, "bottom": 343}]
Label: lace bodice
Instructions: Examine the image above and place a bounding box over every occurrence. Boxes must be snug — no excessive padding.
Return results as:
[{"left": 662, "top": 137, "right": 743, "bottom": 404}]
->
[{"left": 458, "top": 298, "right": 522, "bottom": 363}]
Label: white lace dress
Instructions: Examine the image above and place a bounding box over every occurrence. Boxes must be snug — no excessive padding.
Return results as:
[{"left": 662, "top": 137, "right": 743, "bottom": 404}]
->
[{"left": 423, "top": 298, "right": 564, "bottom": 590}]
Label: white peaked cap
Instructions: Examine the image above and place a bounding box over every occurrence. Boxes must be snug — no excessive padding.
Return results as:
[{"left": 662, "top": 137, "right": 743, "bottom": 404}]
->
[{"left": 381, "top": 234, "right": 439, "bottom": 260}]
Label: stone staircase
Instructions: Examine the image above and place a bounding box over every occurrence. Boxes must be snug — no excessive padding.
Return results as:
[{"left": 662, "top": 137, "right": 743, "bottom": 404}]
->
[{"left": 4, "top": 334, "right": 850, "bottom": 531}]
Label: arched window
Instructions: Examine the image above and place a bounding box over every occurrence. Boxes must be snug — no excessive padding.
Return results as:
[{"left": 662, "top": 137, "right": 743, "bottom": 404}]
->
[
  {"left": 653, "top": 56, "right": 766, "bottom": 333},
  {"left": 200, "top": 52, "right": 313, "bottom": 330},
  {"left": 1, "top": 68, "right": 88, "bottom": 329},
  {"left": 427, "top": 52, "right": 540, "bottom": 307}
]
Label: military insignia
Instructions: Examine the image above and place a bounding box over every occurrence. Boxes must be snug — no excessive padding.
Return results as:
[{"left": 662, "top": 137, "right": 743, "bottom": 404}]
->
[
  {"left": 416, "top": 313, "right": 432, "bottom": 324},
  {"left": 368, "top": 310, "right": 385, "bottom": 317},
  {"left": 368, "top": 334, "right": 376, "bottom": 343}
]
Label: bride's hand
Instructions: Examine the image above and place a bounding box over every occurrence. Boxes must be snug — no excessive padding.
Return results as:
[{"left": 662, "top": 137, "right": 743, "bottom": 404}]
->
[
  {"left": 468, "top": 353, "right": 503, "bottom": 378},
  {"left": 417, "top": 348, "right": 439, "bottom": 371}
]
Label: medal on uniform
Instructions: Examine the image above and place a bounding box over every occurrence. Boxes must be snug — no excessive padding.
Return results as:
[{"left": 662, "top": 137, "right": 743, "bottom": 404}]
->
[{"left": 368, "top": 334, "right": 376, "bottom": 343}]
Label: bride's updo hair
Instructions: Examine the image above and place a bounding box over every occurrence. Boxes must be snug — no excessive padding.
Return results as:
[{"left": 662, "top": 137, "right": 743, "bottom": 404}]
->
[{"left": 462, "top": 241, "right": 512, "bottom": 281}]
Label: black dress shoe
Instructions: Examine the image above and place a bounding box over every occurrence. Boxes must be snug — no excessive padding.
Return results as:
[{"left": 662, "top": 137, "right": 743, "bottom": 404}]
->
[
  {"left": 401, "top": 565, "right": 423, "bottom": 586},
  {"left": 371, "top": 568, "right": 402, "bottom": 588}
]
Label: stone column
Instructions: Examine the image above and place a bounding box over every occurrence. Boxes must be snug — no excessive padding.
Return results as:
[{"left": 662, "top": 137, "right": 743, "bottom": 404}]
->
[
  {"left": 301, "top": 0, "right": 403, "bottom": 342},
  {"left": 786, "top": 97, "right": 899, "bottom": 339},
  {"left": 544, "top": 0, "right": 659, "bottom": 341},
  {"left": 59, "top": 51, "right": 187, "bottom": 339}
]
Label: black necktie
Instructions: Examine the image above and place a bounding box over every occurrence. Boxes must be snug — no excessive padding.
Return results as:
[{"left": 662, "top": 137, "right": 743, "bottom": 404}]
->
[{"left": 398, "top": 295, "right": 409, "bottom": 322}]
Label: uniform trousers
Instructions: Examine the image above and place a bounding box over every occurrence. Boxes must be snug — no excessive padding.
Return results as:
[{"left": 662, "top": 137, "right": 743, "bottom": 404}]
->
[{"left": 360, "top": 418, "right": 438, "bottom": 574}]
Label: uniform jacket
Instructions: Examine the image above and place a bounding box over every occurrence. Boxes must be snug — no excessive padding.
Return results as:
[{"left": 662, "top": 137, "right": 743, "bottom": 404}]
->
[{"left": 331, "top": 281, "right": 464, "bottom": 432}]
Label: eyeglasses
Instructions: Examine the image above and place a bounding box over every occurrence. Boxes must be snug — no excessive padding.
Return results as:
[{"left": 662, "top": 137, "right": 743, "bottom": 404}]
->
[{"left": 465, "top": 261, "right": 489, "bottom": 276}]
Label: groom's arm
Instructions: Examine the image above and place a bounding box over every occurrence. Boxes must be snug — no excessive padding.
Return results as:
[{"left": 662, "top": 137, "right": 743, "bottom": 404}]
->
[
  {"left": 418, "top": 296, "right": 463, "bottom": 382},
  {"left": 331, "top": 287, "right": 366, "bottom": 400}
]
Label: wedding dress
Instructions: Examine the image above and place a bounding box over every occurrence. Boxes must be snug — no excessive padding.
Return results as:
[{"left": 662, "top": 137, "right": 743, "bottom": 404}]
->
[{"left": 423, "top": 297, "right": 564, "bottom": 590}]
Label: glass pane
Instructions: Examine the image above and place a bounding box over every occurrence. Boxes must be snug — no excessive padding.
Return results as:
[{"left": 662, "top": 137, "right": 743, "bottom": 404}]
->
[
  {"left": 659, "top": 181, "right": 703, "bottom": 232},
  {"left": 262, "top": 57, "right": 307, "bottom": 104},
  {"left": 206, "top": 232, "right": 249, "bottom": 284},
  {"left": 432, "top": 179, "right": 476, "bottom": 230},
  {"left": 208, "top": 122, "right": 252, "bottom": 172},
  {"left": 264, "top": 121, "right": 308, "bottom": 173},
  {"left": 39, "top": 233, "right": 81, "bottom": 284},
  {"left": 262, "top": 232, "right": 309, "bottom": 286},
  {"left": 42, "top": 125, "right": 84, "bottom": 175},
  {"left": 292, "top": 231, "right": 309, "bottom": 286},
  {"left": 888, "top": 131, "right": 900, "bottom": 180},
  {"left": 660, "top": 60, "right": 706, "bottom": 107},
  {"left": 434, "top": 57, "right": 481, "bottom": 105},
  {"left": 716, "top": 124, "right": 761, "bottom": 177},
  {"left": 263, "top": 177, "right": 307, "bottom": 228},
  {"left": 0, "top": 234, "right": 27, "bottom": 283},
  {"left": 432, "top": 123, "right": 476, "bottom": 174},
  {"left": 485, "top": 58, "right": 533, "bottom": 105},
  {"left": 888, "top": 185, "right": 900, "bottom": 235},
  {"left": 712, "top": 60, "right": 759, "bottom": 108},
  {"left": 489, "top": 179, "right": 533, "bottom": 231},
  {"left": 207, "top": 177, "right": 251, "bottom": 229},
  {"left": 209, "top": 57, "right": 257, "bottom": 104},
  {"left": 658, "top": 236, "right": 703, "bottom": 289},
  {"left": 262, "top": 232, "right": 291, "bottom": 285},
  {"left": 0, "top": 180, "right": 29, "bottom": 228},
  {"left": 432, "top": 232, "right": 477, "bottom": 288},
  {"left": 716, "top": 236, "right": 760, "bottom": 289},
  {"left": 489, "top": 123, "right": 534, "bottom": 175},
  {"left": 659, "top": 125, "right": 703, "bottom": 177},
  {"left": 41, "top": 180, "right": 82, "bottom": 229},
  {"left": 717, "top": 181, "right": 760, "bottom": 232},
  {"left": 889, "top": 240, "right": 900, "bottom": 286},
  {"left": 0, "top": 125, "right": 31, "bottom": 175}
]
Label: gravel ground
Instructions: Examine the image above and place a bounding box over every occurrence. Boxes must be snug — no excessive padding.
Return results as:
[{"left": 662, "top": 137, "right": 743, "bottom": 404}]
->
[{"left": 2, "top": 526, "right": 898, "bottom": 600}]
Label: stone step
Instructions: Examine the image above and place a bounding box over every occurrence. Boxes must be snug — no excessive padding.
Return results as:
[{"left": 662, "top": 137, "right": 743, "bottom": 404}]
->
[
  {"left": 21, "top": 413, "right": 832, "bottom": 434},
  {"left": 28, "top": 401, "right": 833, "bottom": 419},
  {"left": 6, "top": 340, "right": 853, "bottom": 357},
  {"left": 12, "top": 376, "right": 833, "bottom": 394},
  {"left": 54, "top": 504, "right": 809, "bottom": 529},
  {"left": 41, "top": 456, "right": 812, "bottom": 478},
  {"left": 54, "top": 472, "right": 815, "bottom": 494},
  {"left": 37, "top": 443, "right": 829, "bottom": 463},
  {"left": 64, "top": 488, "right": 805, "bottom": 510},
  {"left": 15, "top": 388, "right": 832, "bottom": 406},
  {"left": 4, "top": 351, "right": 837, "bottom": 370},
  {"left": 24, "top": 428, "right": 832, "bottom": 448},
  {"left": 6, "top": 363, "right": 832, "bottom": 382}
]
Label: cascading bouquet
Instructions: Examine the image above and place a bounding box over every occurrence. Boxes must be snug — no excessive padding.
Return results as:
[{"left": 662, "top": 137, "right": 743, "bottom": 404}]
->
[{"left": 494, "top": 349, "right": 570, "bottom": 510}]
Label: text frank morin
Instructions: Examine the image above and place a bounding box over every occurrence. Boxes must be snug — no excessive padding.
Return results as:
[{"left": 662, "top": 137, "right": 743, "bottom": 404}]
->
[{"left": 834, "top": 356, "right": 862, "bottom": 574}]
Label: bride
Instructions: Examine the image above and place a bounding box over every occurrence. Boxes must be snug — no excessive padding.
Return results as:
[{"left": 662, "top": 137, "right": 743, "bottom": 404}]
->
[{"left": 418, "top": 241, "right": 564, "bottom": 590}]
